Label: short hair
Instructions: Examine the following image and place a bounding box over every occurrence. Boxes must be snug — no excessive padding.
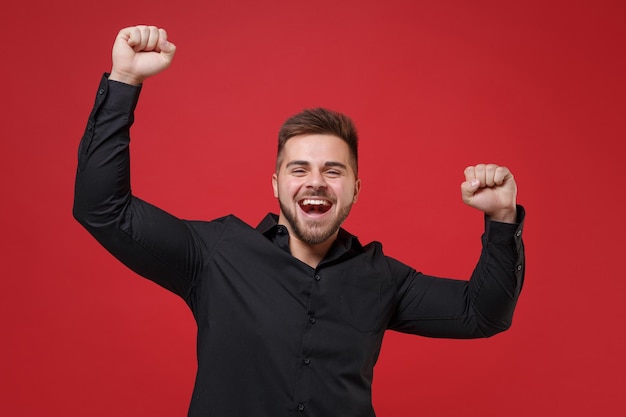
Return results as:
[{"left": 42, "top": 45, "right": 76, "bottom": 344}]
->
[{"left": 276, "top": 108, "right": 359, "bottom": 174}]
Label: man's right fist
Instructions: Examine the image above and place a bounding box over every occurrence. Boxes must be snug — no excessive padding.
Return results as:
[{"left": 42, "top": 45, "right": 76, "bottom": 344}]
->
[{"left": 109, "top": 26, "right": 176, "bottom": 86}]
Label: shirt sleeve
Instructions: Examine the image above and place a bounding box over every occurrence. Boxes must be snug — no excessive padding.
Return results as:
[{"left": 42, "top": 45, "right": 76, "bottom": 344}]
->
[
  {"left": 387, "top": 206, "right": 525, "bottom": 338},
  {"left": 73, "top": 74, "right": 217, "bottom": 300}
]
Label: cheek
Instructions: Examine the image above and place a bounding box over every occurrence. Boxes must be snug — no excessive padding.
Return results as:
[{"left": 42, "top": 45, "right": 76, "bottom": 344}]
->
[
  {"left": 334, "top": 185, "right": 355, "bottom": 203},
  {"left": 275, "top": 179, "right": 298, "bottom": 200},
  {"left": 273, "top": 176, "right": 293, "bottom": 199}
]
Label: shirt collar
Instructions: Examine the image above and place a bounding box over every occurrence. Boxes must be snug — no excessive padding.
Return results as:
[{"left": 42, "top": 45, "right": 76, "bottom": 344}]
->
[
  {"left": 256, "top": 213, "right": 283, "bottom": 236},
  {"left": 255, "top": 213, "right": 364, "bottom": 260}
]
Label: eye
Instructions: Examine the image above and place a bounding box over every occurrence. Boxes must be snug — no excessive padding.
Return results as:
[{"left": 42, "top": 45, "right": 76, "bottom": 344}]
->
[
  {"left": 325, "top": 170, "right": 342, "bottom": 177},
  {"left": 291, "top": 168, "right": 307, "bottom": 176}
]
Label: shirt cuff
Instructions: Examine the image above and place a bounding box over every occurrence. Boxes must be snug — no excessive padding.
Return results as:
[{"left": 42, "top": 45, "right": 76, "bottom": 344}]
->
[
  {"left": 95, "top": 73, "right": 142, "bottom": 114},
  {"left": 484, "top": 205, "right": 525, "bottom": 245}
]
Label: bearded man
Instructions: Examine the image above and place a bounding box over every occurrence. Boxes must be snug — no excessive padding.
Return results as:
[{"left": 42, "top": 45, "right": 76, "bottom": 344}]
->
[{"left": 74, "top": 25, "right": 525, "bottom": 417}]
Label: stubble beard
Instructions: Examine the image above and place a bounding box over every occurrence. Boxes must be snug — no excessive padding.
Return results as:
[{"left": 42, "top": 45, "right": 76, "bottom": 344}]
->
[{"left": 279, "top": 199, "right": 353, "bottom": 245}]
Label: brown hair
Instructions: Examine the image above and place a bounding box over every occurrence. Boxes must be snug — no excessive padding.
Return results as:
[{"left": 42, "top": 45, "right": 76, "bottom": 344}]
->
[{"left": 276, "top": 108, "right": 359, "bottom": 174}]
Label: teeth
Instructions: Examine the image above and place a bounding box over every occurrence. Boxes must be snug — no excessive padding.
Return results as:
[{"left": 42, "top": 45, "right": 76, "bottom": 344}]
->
[{"left": 301, "top": 199, "right": 330, "bottom": 206}]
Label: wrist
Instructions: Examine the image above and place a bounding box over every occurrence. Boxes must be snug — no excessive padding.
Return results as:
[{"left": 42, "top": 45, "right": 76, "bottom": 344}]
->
[
  {"left": 487, "top": 206, "right": 517, "bottom": 224},
  {"left": 108, "top": 70, "right": 143, "bottom": 86}
]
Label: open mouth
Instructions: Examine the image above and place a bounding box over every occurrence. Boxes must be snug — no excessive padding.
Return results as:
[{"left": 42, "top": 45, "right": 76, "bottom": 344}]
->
[{"left": 298, "top": 198, "right": 332, "bottom": 214}]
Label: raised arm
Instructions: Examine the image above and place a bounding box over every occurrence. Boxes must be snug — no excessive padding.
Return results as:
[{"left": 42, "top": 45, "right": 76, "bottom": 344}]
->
[
  {"left": 73, "top": 27, "right": 205, "bottom": 300},
  {"left": 389, "top": 164, "right": 524, "bottom": 338}
]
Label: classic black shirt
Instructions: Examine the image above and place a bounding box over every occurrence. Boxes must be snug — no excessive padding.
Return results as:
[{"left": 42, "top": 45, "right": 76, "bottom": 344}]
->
[{"left": 73, "top": 75, "right": 525, "bottom": 417}]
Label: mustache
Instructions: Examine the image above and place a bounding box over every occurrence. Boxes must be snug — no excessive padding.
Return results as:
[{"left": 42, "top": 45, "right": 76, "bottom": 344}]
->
[{"left": 298, "top": 190, "right": 334, "bottom": 200}]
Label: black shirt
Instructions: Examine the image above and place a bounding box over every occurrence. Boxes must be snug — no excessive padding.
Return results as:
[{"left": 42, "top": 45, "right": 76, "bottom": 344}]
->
[{"left": 73, "top": 75, "right": 525, "bottom": 417}]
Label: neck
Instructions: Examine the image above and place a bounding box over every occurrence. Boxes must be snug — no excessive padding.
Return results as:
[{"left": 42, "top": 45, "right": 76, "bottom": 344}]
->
[{"left": 288, "top": 233, "right": 336, "bottom": 269}]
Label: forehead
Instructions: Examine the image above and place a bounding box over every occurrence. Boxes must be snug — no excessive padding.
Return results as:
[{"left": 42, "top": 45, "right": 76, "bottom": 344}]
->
[{"left": 280, "top": 134, "right": 352, "bottom": 165}]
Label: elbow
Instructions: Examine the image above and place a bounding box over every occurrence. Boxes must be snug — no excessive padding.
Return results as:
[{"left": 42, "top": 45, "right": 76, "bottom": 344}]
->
[
  {"left": 72, "top": 188, "right": 95, "bottom": 230},
  {"left": 480, "top": 323, "right": 512, "bottom": 338},
  {"left": 72, "top": 201, "right": 100, "bottom": 237},
  {"left": 72, "top": 176, "right": 130, "bottom": 231},
  {"left": 72, "top": 195, "right": 87, "bottom": 227},
  {"left": 472, "top": 294, "right": 519, "bottom": 338},
  {"left": 476, "top": 315, "right": 514, "bottom": 338},
  {"left": 73, "top": 174, "right": 91, "bottom": 228},
  {"left": 72, "top": 192, "right": 124, "bottom": 232}
]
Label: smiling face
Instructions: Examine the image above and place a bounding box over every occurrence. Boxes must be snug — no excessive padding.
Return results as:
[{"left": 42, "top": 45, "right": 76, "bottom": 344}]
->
[{"left": 272, "top": 134, "right": 361, "bottom": 246}]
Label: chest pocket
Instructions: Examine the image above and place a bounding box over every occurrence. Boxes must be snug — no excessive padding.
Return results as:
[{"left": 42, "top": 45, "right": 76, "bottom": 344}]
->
[{"left": 338, "top": 272, "right": 393, "bottom": 333}]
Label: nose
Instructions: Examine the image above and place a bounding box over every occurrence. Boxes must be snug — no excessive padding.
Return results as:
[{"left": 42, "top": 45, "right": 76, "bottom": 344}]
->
[{"left": 306, "top": 170, "right": 327, "bottom": 190}]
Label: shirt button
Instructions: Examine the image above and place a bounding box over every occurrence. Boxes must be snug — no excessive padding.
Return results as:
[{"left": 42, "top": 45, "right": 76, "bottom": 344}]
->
[
  {"left": 516, "top": 230, "right": 522, "bottom": 237},
  {"left": 517, "top": 265, "right": 522, "bottom": 271},
  {"left": 309, "top": 316, "right": 316, "bottom": 324},
  {"left": 314, "top": 274, "right": 321, "bottom": 281},
  {"left": 98, "top": 88, "right": 105, "bottom": 95},
  {"left": 297, "top": 403, "right": 305, "bottom": 411},
  {"left": 304, "top": 358, "right": 311, "bottom": 365}
]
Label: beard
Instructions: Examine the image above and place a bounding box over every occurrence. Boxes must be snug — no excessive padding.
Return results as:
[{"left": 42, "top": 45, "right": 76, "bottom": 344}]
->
[{"left": 278, "top": 198, "right": 353, "bottom": 245}]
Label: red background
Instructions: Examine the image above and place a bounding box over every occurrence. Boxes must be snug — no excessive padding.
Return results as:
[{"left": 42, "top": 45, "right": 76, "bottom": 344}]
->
[{"left": 2, "top": 0, "right": 625, "bottom": 415}]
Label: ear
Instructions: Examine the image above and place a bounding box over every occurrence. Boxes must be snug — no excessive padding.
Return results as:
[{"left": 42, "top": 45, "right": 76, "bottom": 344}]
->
[
  {"left": 272, "top": 173, "right": 279, "bottom": 198},
  {"left": 353, "top": 178, "right": 361, "bottom": 203}
]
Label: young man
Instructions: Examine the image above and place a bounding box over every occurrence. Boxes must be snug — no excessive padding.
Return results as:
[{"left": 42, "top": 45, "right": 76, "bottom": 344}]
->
[{"left": 74, "top": 25, "right": 525, "bottom": 417}]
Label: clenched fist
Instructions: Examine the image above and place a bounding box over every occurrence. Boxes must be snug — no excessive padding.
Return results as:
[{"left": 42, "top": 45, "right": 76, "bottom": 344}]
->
[
  {"left": 461, "top": 164, "right": 517, "bottom": 223},
  {"left": 109, "top": 25, "right": 176, "bottom": 86}
]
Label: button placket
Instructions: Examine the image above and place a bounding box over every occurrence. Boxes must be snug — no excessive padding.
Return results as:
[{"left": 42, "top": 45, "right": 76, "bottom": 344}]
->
[{"left": 296, "top": 269, "right": 322, "bottom": 413}]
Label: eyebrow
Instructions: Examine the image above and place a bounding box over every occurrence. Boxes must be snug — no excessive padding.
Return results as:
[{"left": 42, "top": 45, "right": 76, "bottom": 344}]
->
[{"left": 285, "top": 161, "right": 348, "bottom": 170}]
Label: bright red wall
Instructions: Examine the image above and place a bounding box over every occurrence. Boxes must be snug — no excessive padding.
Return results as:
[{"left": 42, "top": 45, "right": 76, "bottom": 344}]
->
[{"left": 2, "top": 1, "right": 625, "bottom": 415}]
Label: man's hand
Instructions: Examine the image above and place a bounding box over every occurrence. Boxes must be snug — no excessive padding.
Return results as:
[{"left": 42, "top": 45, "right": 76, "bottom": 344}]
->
[
  {"left": 109, "top": 25, "right": 176, "bottom": 86},
  {"left": 461, "top": 164, "right": 517, "bottom": 223}
]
